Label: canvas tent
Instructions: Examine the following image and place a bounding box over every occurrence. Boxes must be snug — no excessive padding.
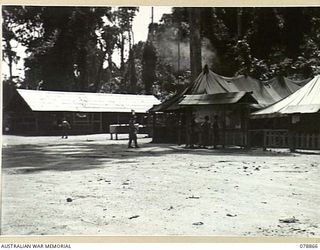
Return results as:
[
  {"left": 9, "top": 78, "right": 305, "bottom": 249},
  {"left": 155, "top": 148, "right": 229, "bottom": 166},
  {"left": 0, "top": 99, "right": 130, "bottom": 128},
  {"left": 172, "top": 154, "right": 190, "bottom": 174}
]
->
[
  {"left": 149, "top": 67, "right": 309, "bottom": 113},
  {"left": 189, "top": 68, "right": 309, "bottom": 109},
  {"left": 249, "top": 75, "right": 320, "bottom": 150},
  {"left": 251, "top": 75, "right": 320, "bottom": 118},
  {"left": 149, "top": 66, "right": 309, "bottom": 146},
  {"left": 178, "top": 68, "right": 310, "bottom": 147}
]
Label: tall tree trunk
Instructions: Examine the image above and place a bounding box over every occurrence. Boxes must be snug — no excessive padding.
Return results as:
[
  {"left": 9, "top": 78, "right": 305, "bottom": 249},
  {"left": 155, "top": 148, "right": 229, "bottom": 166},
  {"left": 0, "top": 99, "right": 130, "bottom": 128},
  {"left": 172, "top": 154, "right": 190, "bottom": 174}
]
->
[
  {"left": 128, "top": 49, "right": 137, "bottom": 93},
  {"left": 128, "top": 29, "right": 132, "bottom": 51},
  {"left": 5, "top": 40, "right": 13, "bottom": 81},
  {"left": 78, "top": 47, "right": 88, "bottom": 91},
  {"left": 188, "top": 7, "right": 202, "bottom": 83},
  {"left": 177, "top": 29, "right": 181, "bottom": 82},
  {"left": 120, "top": 34, "right": 125, "bottom": 72},
  {"left": 131, "top": 28, "right": 135, "bottom": 47},
  {"left": 142, "top": 42, "right": 157, "bottom": 95},
  {"left": 108, "top": 53, "right": 113, "bottom": 74},
  {"left": 95, "top": 50, "right": 108, "bottom": 92},
  {"left": 107, "top": 53, "right": 113, "bottom": 92},
  {"left": 237, "top": 7, "right": 243, "bottom": 38},
  {"left": 8, "top": 59, "right": 13, "bottom": 82}
]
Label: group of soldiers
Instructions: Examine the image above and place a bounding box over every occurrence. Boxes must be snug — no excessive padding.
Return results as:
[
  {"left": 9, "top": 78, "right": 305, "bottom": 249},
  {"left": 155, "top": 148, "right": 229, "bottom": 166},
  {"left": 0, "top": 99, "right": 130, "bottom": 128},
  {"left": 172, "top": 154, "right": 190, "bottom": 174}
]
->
[
  {"left": 58, "top": 113, "right": 220, "bottom": 149},
  {"left": 186, "top": 115, "right": 220, "bottom": 149}
]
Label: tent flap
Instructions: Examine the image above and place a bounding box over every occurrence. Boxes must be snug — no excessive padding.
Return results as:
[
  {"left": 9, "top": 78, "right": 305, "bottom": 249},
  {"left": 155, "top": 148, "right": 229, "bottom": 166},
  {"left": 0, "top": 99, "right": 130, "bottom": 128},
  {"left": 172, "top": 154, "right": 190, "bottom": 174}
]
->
[{"left": 251, "top": 75, "right": 320, "bottom": 118}]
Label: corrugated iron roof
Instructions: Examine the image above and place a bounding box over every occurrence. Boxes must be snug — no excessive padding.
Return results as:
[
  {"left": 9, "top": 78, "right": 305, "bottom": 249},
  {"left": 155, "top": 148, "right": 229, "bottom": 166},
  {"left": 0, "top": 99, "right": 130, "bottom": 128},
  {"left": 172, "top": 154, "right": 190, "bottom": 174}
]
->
[
  {"left": 179, "top": 92, "right": 258, "bottom": 106},
  {"left": 251, "top": 75, "right": 320, "bottom": 118},
  {"left": 149, "top": 88, "right": 189, "bottom": 112},
  {"left": 17, "top": 89, "right": 160, "bottom": 113}
]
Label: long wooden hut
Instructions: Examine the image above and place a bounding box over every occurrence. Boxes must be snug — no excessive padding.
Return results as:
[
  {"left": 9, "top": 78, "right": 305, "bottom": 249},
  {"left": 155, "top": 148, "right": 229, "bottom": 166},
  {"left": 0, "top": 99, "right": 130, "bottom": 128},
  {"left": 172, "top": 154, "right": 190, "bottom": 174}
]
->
[{"left": 4, "top": 89, "right": 160, "bottom": 136}]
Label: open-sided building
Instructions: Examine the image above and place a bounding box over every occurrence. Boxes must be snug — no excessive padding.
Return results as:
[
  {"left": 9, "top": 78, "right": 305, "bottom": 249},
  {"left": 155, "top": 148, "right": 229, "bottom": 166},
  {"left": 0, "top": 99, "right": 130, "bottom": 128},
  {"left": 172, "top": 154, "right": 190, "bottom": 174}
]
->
[
  {"left": 149, "top": 88, "right": 189, "bottom": 143},
  {"left": 150, "top": 65, "right": 309, "bottom": 147},
  {"left": 4, "top": 89, "right": 160, "bottom": 135}
]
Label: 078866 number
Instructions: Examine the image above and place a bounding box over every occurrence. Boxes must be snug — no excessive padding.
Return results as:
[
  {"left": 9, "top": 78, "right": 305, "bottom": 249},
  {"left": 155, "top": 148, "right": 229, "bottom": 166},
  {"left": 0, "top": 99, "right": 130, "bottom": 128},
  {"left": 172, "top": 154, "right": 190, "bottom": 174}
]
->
[{"left": 300, "top": 244, "right": 318, "bottom": 248}]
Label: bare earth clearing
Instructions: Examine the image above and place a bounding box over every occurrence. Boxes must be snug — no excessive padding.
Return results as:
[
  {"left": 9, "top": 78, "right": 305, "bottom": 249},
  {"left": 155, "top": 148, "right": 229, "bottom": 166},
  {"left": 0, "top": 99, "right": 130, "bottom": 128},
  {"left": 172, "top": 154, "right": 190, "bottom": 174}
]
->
[{"left": 1, "top": 134, "right": 319, "bottom": 236}]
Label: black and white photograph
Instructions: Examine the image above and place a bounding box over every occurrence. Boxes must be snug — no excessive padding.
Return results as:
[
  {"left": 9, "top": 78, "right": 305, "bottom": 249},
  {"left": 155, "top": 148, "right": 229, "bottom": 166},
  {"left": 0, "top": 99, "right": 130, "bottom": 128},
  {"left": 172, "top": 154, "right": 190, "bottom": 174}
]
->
[{"left": 1, "top": 4, "right": 320, "bottom": 238}]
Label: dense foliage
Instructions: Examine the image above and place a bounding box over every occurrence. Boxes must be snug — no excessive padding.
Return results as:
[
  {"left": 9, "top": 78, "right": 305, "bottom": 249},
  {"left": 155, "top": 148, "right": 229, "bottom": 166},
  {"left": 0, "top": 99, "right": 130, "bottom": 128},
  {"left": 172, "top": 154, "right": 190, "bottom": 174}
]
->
[
  {"left": 169, "top": 7, "right": 320, "bottom": 79},
  {"left": 2, "top": 6, "right": 139, "bottom": 93},
  {"left": 2, "top": 6, "right": 320, "bottom": 100}
]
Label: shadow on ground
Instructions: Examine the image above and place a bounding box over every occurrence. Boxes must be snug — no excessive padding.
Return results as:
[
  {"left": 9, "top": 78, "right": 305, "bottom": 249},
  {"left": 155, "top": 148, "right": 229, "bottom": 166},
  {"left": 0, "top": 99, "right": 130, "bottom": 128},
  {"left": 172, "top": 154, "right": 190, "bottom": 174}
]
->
[{"left": 2, "top": 141, "right": 296, "bottom": 174}]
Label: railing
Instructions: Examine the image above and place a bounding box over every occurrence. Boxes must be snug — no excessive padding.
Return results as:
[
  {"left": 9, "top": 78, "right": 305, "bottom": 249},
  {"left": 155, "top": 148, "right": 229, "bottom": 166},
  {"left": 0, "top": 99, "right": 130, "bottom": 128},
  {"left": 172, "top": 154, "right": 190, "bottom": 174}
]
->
[
  {"left": 295, "top": 133, "right": 320, "bottom": 150},
  {"left": 249, "top": 129, "right": 320, "bottom": 150},
  {"left": 223, "top": 129, "right": 247, "bottom": 147},
  {"left": 152, "top": 127, "right": 320, "bottom": 150},
  {"left": 265, "top": 129, "right": 289, "bottom": 148}
]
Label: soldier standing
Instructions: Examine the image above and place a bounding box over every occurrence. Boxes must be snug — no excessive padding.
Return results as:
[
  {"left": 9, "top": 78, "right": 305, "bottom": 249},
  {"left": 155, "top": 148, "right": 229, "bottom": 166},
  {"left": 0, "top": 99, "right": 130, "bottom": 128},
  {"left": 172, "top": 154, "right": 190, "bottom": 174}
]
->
[{"left": 128, "top": 116, "right": 139, "bottom": 148}]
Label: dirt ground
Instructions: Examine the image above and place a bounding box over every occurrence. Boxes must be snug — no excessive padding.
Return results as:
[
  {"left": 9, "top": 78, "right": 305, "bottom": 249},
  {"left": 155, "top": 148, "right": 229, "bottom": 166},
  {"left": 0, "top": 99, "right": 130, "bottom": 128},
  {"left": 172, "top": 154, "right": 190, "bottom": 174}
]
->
[{"left": 1, "top": 134, "right": 319, "bottom": 236}]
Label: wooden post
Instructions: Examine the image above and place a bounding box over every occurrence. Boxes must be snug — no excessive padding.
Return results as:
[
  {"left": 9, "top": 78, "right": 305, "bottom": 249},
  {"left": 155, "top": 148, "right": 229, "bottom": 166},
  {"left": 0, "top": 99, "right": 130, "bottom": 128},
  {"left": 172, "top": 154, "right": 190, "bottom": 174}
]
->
[
  {"left": 243, "top": 105, "right": 250, "bottom": 149},
  {"left": 90, "top": 113, "right": 93, "bottom": 133},
  {"left": 99, "top": 112, "right": 103, "bottom": 132},
  {"left": 152, "top": 112, "right": 156, "bottom": 142},
  {"left": 35, "top": 112, "right": 39, "bottom": 135},
  {"left": 263, "top": 130, "right": 267, "bottom": 150},
  {"left": 222, "top": 107, "right": 226, "bottom": 149},
  {"left": 71, "top": 112, "right": 75, "bottom": 131},
  {"left": 178, "top": 112, "right": 182, "bottom": 145},
  {"left": 288, "top": 116, "right": 295, "bottom": 152},
  {"left": 185, "top": 109, "right": 192, "bottom": 147},
  {"left": 247, "top": 105, "right": 251, "bottom": 148}
]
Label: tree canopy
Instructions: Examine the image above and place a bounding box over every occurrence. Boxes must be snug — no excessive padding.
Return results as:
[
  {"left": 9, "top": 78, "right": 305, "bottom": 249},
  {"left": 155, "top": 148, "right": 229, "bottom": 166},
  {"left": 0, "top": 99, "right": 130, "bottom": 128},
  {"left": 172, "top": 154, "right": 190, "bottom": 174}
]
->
[
  {"left": 2, "top": 6, "right": 139, "bottom": 92},
  {"left": 2, "top": 6, "right": 320, "bottom": 99},
  {"left": 168, "top": 7, "right": 320, "bottom": 79}
]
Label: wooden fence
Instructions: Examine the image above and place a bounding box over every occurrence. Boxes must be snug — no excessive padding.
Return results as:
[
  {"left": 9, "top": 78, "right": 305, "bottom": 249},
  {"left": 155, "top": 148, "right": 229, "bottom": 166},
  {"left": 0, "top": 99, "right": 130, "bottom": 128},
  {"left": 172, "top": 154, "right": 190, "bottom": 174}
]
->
[
  {"left": 249, "top": 129, "right": 320, "bottom": 150},
  {"left": 223, "top": 129, "right": 247, "bottom": 147},
  {"left": 151, "top": 126, "right": 320, "bottom": 150},
  {"left": 294, "top": 133, "right": 320, "bottom": 150}
]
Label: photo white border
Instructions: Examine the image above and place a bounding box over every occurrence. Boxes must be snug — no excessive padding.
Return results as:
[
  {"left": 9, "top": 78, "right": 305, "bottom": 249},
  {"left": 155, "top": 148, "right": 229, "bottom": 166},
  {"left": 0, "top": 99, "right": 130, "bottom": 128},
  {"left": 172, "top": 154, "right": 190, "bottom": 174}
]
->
[{"left": 1, "top": 0, "right": 320, "bottom": 244}]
